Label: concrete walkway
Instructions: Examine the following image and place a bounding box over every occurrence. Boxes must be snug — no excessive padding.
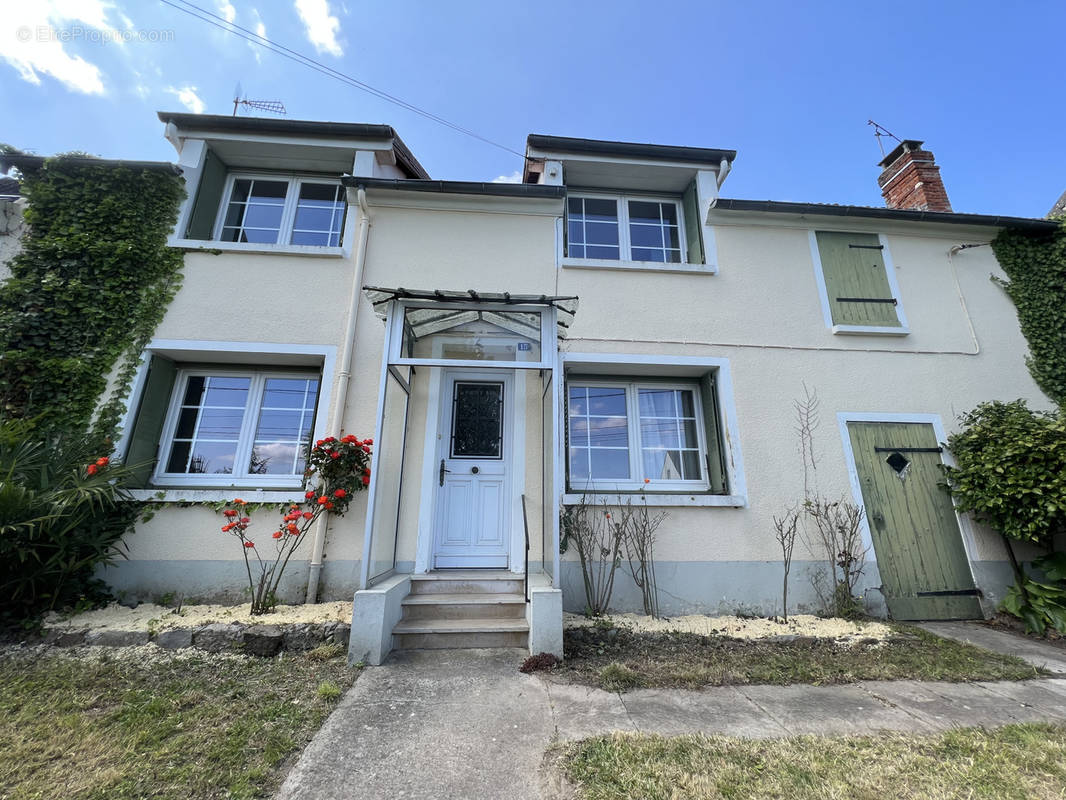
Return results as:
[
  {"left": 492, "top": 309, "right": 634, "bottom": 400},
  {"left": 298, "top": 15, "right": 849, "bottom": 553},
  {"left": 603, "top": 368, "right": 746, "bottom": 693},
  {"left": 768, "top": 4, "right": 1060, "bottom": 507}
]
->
[
  {"left": 918, "top": 621, "right": 1066, "bottom": 675},
  {"left": 277, "top": 628, "right": 1066, "bottom": 799}
]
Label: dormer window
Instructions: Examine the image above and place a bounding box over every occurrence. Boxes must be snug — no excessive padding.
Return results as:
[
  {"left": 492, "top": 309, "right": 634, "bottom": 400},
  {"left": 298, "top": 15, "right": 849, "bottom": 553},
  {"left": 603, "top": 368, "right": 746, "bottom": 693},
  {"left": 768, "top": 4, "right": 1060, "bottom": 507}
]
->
[
  {"left": 566, "top": 194, "right": 684, "bottom": 264},
  {"left": 216, "top": 175, "right": 346, "bottom": 246}
]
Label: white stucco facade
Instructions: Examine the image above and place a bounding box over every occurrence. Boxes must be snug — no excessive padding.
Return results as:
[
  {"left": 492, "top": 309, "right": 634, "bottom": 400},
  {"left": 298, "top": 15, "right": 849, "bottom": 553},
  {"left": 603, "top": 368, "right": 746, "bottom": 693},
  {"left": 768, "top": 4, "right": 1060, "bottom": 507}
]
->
[{"left": 98, "top": 116, "right": 1054, "bottom": 622}]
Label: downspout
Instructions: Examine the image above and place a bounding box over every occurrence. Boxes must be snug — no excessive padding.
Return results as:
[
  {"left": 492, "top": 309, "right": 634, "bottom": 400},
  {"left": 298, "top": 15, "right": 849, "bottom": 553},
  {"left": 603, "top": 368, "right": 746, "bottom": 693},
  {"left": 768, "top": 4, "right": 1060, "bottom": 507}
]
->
[
  {"left": 716, "top": 158, "right": 732, "bottom": 187},
  {"left": 306, "top": 187, "right": 372, "bottom": 603}
]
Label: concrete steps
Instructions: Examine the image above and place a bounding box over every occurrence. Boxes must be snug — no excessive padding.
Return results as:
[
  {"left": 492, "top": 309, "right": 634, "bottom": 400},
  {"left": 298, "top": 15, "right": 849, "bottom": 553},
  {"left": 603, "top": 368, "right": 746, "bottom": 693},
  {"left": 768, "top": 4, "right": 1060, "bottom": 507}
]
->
[{"left": 393, "top": 571, "right": 528, "bottom": 650}]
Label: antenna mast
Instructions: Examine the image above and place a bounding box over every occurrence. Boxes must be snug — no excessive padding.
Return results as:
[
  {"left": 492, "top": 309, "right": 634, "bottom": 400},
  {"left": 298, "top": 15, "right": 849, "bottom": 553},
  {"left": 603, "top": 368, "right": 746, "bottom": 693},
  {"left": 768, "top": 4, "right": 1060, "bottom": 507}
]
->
[
  {"left": 867, "top": 119, "right": 901, "bottom": 157},
  {"left": 232, "top": 83, "right": 287, "bottom": 117}
]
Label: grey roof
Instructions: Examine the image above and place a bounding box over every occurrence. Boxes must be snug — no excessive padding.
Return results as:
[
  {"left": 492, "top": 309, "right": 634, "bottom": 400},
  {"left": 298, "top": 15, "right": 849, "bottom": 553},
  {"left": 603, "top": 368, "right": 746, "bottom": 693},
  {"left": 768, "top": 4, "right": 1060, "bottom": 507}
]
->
[
  {"left": 346, "top": 176, "right": 566, "bottom": 199},
  {"left": 0, "top": 176, "right": 19, "bottom": 199},
  {"left": 1049, "top": 190, "right": 1066, "bottom": 219},
  {"left": 157, "top": 111, "right": 429, "bottom": 179},
  {"left": 712, "top": 198, "right": 1058, "bottom": 232},
  {"left": 527, "top": 134, "right": 736, "bottom": 166},
  {"left": 0, "top": 154, "right": 181, "bottom": 174}
]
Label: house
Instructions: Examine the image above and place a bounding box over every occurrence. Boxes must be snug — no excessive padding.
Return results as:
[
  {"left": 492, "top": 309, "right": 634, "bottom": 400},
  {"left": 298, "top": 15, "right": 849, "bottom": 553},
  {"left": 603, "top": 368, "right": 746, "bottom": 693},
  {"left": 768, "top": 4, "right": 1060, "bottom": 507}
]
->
[{"left": 7, "top": 113, "right": 1055, "bottom": 664}]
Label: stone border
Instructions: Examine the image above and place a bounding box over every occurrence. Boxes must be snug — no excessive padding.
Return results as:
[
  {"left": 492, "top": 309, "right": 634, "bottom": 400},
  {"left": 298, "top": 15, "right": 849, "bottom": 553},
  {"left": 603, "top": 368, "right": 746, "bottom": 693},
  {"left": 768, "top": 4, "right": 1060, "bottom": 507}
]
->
[{"left": 39, "top": 621, "right": 351, "bottom": 657}]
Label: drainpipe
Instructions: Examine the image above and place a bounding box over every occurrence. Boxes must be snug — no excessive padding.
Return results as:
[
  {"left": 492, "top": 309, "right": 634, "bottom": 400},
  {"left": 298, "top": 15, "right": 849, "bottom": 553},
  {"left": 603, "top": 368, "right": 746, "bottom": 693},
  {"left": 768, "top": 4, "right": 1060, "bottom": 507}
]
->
[
  {"left": 305, "top": 187, "right": 372, "bottom": 603},
  {"left": 716, "top": 158, "right": 732, "bottom": 187}
]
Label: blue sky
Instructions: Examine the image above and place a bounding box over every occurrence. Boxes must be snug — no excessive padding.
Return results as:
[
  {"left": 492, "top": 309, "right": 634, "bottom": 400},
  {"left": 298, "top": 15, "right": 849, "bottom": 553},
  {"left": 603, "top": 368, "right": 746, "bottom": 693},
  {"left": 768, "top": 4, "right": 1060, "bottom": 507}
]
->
[{"left": 2, "top": 0, "right": 1063, "bottom": 217}]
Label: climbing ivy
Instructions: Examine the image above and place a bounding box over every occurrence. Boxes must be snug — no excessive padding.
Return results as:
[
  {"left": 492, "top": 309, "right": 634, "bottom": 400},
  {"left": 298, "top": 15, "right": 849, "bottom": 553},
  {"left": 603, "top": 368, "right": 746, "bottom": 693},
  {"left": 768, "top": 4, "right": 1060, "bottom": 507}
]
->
[
  {"left": 0, "top": 157, "right": 186, "bottom": 446},
  {"left": 991, "top": 218, "right": 1066, "bottom": 407}
]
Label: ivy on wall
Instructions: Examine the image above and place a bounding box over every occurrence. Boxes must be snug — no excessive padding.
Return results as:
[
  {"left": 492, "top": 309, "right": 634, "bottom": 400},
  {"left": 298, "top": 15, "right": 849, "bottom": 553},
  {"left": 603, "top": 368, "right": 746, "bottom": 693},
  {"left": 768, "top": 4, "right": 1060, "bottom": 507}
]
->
[
  {"left": 992, "top": 218, "right": 1066, "bottom": 407},
  {"left": 0, "top": 157, "right": 186, "bottom": 445}
]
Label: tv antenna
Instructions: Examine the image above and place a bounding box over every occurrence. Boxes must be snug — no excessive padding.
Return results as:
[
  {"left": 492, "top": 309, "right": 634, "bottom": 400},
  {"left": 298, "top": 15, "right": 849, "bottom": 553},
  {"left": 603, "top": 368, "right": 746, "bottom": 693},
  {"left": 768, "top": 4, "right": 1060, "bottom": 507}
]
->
[
  {"left": 232, "top": 82, "right": 287, "bottom": 117},
  {"left": 867, "top": 120, "right": 901, "bottom": 157}
]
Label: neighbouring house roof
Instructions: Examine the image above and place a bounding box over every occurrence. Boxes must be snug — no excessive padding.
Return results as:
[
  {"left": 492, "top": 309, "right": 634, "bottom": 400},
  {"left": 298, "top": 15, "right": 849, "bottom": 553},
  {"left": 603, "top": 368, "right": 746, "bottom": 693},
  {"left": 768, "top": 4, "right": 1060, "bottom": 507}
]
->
[
  {"left": 0, "top": 154, "right": 181, "bottom": 174},
  {"left": 157, "top": 112, "right": 430, "bottom": 180},
  {"left": 363, "top": 286, "right": 579, "bottom": 338},
  {"left": 1049, "top": 190, "right": 1066, "bottom": 218},
  {"left": 711, "top": 198, "right": 1059, "bottom": 232},
  {"left": 345, "top": 176, "right": 566, "bottom": 199},
  {"left": 0, "top": 177, "right": 19, "bottom": 199},
  {"left": 526, "top": 134, "right": 736, "bottom": 166}
]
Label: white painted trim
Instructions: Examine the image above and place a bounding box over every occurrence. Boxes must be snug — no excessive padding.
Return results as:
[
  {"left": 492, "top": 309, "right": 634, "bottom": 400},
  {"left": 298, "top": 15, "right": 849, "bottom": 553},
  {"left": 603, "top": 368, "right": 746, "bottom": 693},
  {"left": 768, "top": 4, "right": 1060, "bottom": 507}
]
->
[
  {"left": 129, "top": 489, "right": 305, "bottom": 503},
  {"left": 167, "top": 129, "right": 396, "bottom": 152},
  {"left": 360, "top": 301, "right": 397, "bottom": 589},
  {"left": 510, "top": 369, "right": 527, "bottom": 574},
  {"left": 551, "top": 327, "right": 562, "bottom": 588},
  {"left": 809, "top": 230, "right": 910, "bottom": 336},
  {"left": 560, "top": 258, "right": 715, "bottom": 275},
  {"left": 695, "top": 169, "right": 720, "bottom": 273},
  {"left": 836, "top": 411, "right": 980, "bottom": 579},
  {"left": 170, "top": 240, "right": 345, "bottom": 258},
  {"left": 562, "top": 492, "right": 746, "bottom": 507},
  {"left": 561, "top": 352, "right": 748, "bottom": 508}
]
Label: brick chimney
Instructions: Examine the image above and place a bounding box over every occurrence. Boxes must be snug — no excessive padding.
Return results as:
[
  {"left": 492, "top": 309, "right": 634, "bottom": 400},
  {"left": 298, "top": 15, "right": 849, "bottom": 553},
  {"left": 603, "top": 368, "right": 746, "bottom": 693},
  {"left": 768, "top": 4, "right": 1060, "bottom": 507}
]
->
[{"left": 877, "top": 139, "right": 952, "bottom": 212}]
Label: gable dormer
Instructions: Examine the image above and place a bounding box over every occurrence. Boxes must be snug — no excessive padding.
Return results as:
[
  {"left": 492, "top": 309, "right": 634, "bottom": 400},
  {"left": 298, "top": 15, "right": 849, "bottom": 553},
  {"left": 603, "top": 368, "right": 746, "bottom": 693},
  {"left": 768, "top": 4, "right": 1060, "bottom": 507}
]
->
[
  {"left": 159, "top": 112, "right": 428, "bottom": 255},
  {"left": 524, "top": 134, "right": 735, "bottom": 273}
]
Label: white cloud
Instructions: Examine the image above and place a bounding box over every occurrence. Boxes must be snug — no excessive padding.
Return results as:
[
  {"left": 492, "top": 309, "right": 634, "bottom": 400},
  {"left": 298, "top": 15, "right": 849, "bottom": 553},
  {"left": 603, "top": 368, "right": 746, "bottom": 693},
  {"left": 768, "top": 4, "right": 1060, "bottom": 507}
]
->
[
  {"left": 491, "top": 171, "right": 522, "bottom": 184},
  {"left": 2, "top": 0, "right": 116, "bottom": 95},
  {"left": 167, "top": 85, "right": 206, "bottom": 114},
  {"left": 248, "top": 8, "right": 267, "bottom": 63},
  {"left": 215, "top": 0, "right": 237, "bottom": 23},
  {"left": 294, "top": 0, "right": 342, "bottom": 56}
]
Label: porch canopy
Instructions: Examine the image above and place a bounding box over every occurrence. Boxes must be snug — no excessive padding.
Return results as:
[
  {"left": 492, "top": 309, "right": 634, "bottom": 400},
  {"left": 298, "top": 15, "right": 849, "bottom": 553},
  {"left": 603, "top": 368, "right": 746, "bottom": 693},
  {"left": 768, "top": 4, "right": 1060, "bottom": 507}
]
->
[{"left": 359, "top": 287, "right": 577, "bottom": 591}]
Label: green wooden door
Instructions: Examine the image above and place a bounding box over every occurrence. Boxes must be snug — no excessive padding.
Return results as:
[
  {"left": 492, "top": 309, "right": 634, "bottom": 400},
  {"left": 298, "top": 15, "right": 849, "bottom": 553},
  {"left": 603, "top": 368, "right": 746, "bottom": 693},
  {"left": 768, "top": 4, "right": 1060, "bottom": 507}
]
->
[{"left": 847, "top": 421, "right": 982, "bottom": 620}]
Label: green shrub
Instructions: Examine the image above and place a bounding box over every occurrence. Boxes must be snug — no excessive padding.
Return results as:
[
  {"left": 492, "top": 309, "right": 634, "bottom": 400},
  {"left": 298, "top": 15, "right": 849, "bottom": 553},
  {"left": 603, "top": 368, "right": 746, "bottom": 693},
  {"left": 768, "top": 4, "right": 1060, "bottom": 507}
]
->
[
  {"left": 0, "top": 419, "right": 142, "bottom": 621},
  {"left": 1002, "top": 553, "right": 1066, "bottom": 635},
  {"left": 941, "top": 400, "right": 1066, "bottom": 549}
]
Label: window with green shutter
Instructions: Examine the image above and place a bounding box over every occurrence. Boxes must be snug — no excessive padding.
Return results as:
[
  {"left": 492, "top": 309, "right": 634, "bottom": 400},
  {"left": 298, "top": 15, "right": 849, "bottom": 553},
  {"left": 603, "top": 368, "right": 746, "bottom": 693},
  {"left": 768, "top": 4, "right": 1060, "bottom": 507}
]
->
[{"left": 814, "top": 231, "right": 905, "bottom": 331}]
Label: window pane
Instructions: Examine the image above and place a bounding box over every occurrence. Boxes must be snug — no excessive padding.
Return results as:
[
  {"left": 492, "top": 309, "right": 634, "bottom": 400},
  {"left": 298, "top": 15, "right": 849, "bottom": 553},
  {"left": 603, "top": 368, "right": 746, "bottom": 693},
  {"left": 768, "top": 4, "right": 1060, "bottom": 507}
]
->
[
  {"left": 230, "top": 179, "right": 251, "bottom": 203},
  {"left": 292, "top": 206, "right": 333, "bottom": 232},
  {"left": 243, "top": 203, "right": 285, "bottom": 230},
  {"left": 250, "top": 442, "right": 301, "bottom": 475},
  {"left": 220, "top": 179, "right": 287, "bottom": 243},
  {"left": 254, "top": 409, "right": 302, "bottom": 440},
  {"left": 639, "top": 388, "right": 676, "bottom": 417},
  {"left": 681, "top": 450, "right": 702, "bottom": 480},
  {"left": 298, "top": 183, "right": 339, "bottom": 203},
  {"left": 223, "top": 203, "right": 245, "bottom": 227},
  {"left": 262, "top": 377, "right": 311, "bottom": 409},
  {"left": 187, "top": 441, "right": 238, "bottom": 474},
  {"left": 291, "top": 183, "right": 344, "bottom": 247},
  {"left": 175, "top": 407, "right": 199, "bottom": 439},
  {"left": 663, "top": 225, "right": 681, "bottom": 249},
  {"left": 628, "top": 201, "right": 663, "bottom": 225},
  {"left": 567, "top": 197, "right": 584, "bottom": 215},
  {"left": 569, "top": 417, "right": 589, "bottom": 448},
  {"left": 641, "top": 417, "right": 679, "bottom": 448},
  {"left": 568, "top": 386, "right": 588, "bottom": 416},
  {"left": 165, "top": 441, "right": 191, "bottom": 473},
  {"left": 182, "top": 376, "right": 206, "bottom": 406},
  {"left": 642, "top": 449, "right": 684, "bottom": 481},
  {"left": 196, "top": 408, "right": 244, "bottom": 439},
  {"left": 583, "top": 199, "right": 618, "bottom": 222},
  {"left": 588, "top": 416, "right": 628, "bottom": 447},
  {"left": 584, "top": 222, "right": 619, "bottom": 246},
  {"left": 590, "top": 448, "right": 629, "bottom": 479},
  {"left": 451, "top": 382, "right": 504, "bottom": 458},
  {"left": 204, "top": 377, "right": 250, "bottom": 407},
  {"left": 630, "top": 224, "right": 666, "bottom": 248},
  {"left": 570, "top": 448, "right": 590, "bottom": 481},
  {"left": 247, "top": 180, "right": 287, "bottom": 201},
  {"left": 586, "top": 245, "right": 620, "bottom": 260},
  {"left": 631, "top": 247, "right": 666, "bottom": 263},
  {"left": 567, "top": 220, "right": 585, "bottom": 245},
  {"left": 246, "top": 377, "right": 318, "bottom": 476},
  {"left": 587, "top": 387, "right": 627, "bottom": 416},
  {"left": 240, "top": 228, "right": 281, "bottom": 244}
]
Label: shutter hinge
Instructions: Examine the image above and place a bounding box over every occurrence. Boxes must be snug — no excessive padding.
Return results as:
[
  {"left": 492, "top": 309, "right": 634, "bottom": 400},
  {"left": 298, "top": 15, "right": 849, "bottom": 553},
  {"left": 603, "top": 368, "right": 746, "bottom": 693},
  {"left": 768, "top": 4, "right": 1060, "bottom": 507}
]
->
[
  {"left": 874, "top": 446, "right": 943, "bottom": 453},
  {"left": 848, "top": 244, "right": 885, "bottom": 250},
  {"left": 836, "top": 297, "right": 898, "bottom": 305}
]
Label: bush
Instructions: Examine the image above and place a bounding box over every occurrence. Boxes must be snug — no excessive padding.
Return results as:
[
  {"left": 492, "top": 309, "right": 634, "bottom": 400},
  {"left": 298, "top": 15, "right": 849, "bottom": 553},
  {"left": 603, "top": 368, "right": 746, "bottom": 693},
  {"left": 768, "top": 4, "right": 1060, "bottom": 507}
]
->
[
  {"left": 942, "top": 400, "right": 1066, "bottom": 549},
  {"left": 0, "top": 419, "right": 142, "bottom": 622}
]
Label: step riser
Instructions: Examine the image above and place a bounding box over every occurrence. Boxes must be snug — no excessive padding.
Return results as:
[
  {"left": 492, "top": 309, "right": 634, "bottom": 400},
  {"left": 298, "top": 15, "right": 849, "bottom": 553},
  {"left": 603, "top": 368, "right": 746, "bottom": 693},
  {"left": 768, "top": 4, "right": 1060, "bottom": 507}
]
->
[
  {"left": 410, "top": 580, "right": 524, "bottom": 595},
  {"left": 402, "top": 603, "right": 526, "bottom": 621},
  {"left": 394, "top": 631, "right": 528, "bottom": 650}
]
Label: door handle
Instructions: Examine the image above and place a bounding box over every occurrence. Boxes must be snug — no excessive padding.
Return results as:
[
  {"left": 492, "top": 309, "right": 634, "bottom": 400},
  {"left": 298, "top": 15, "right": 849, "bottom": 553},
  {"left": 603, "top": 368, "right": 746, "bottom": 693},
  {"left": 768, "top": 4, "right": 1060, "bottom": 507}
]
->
[{"left": 439, "top": 459, "right": 451, "bottom": 487}]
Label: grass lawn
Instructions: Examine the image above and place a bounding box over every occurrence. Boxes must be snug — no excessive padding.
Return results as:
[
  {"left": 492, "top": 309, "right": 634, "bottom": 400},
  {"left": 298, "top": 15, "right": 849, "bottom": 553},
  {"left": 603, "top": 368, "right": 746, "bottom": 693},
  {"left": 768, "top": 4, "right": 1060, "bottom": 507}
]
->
[
  {"left": 558, "top": 625, "right": 1040, "bottom": 691},
  {"left": 563, "top": 724, "right": 1066, "bottom": 800},
  {"left": 0, "top": 643, "right": 357, "bottom": 799}
]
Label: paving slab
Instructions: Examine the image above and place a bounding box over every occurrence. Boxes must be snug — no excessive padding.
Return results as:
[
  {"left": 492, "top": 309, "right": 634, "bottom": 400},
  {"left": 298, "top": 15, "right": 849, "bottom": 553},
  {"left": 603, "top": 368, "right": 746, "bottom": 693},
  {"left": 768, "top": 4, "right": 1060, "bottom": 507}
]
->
[
  {"left": 860, "top": 679, "right": 1058, "bottom": 729},
  {"left": 545, "top": 680, "right": 636, "bottom": 740},
  {"left": 621, "top": 686, "right": 789, "bottom": 738},
  {"left": 276, "top": 649, "right": 553, "bottom": 800},
  {"left": 738, "top": 683, "right": 936, "bottom": 735},
  {"left": 918, "top": 621, "right": 1066, "bottom": 675}
]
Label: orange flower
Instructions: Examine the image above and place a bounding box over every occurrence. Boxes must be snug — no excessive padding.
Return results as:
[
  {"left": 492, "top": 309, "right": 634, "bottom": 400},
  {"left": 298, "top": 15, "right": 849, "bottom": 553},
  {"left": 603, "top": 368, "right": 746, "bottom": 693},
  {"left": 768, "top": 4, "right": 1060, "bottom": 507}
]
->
[
  {"left": 333, "top": 488, "right": 346, "bottom": 498},
  {"left": 272, "top": 531, "right": 283, "bottom": 539},
  {"left": 221, "top": 523, "right": 234, "bottom": 532},
  {"left": 317, "top": 496, "right": 328, "bottom": 505},
  {"left": 305, "top": 490, "right": 315, "bottom": 499},
  {"left": 96, "top": 457, "right": 109, "bottom": 467},
  {"left": 287, "top": 523, "right": 299, "bottom": 533},
  {"left": 644, "top": 478, "right": 650, "bottom": 484},
  {"left": 243, "top": 541, "right": 255, "bottom": 548},
  {"left": 87, "top": 464, "right": 98, "bottom": 476},
  {"left": 364, "top": 438, "right": 373, "bottom": 445},
  {"left": 240, "top": 517, "right": 250, "bottom": 524},
  {"left": 330, "top": 451, "right": 340, "bottom": 459},
  {"left": 223, "top": 509, "right": 238, "bottom": 517},
  {"left": 324, "top": 501, "right": 334, "bottom": 510},
  {"left": 302, "top": 511, "right": 313, "bottom": 520},
  {"left": 361, "top": 475, "right": 370, "bottom": 486},
  {"left": 233, "top": 498, "right": 246, "bottom": 505}
]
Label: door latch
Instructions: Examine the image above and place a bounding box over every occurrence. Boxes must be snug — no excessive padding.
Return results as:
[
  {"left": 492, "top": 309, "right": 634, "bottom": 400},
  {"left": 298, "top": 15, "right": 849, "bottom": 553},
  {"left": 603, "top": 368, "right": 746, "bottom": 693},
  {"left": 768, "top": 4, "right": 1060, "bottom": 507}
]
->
[{"left": 439, "top": 459, "right": 451, "bottom": 487}]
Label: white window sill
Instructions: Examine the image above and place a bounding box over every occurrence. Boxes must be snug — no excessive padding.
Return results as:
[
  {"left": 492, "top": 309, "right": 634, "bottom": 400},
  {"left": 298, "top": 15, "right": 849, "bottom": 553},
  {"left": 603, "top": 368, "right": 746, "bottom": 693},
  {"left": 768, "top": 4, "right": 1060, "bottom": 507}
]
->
[
  {"left": 129, "top": 489, "right": 307, "bottom": 503},
  {"left": 561, "top": 257, "right": 717, "bottom": 275},
  {"left": 831, "top": 324, "right": 910, "bottom": 336},
  {"left": 168, "top": 238, "right": 346, "bottom": 258},
  {"left": 563, "top": 492, "right": 747, "bottom": 508}
]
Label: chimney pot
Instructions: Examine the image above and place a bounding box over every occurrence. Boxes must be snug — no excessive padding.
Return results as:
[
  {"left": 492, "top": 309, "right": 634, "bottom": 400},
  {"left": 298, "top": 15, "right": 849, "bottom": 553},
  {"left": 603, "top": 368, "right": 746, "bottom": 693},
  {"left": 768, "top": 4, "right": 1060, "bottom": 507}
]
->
[{"left": 877, "top": 139, "right": 952, "bottom": 213}]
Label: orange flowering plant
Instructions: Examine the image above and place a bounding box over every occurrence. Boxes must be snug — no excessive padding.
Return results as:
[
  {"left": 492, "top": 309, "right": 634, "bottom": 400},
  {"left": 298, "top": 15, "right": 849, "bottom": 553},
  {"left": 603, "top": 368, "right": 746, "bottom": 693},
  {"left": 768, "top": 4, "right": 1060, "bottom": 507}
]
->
[{"left": 220, "top": 434, "right": 373, "bottom": 614}]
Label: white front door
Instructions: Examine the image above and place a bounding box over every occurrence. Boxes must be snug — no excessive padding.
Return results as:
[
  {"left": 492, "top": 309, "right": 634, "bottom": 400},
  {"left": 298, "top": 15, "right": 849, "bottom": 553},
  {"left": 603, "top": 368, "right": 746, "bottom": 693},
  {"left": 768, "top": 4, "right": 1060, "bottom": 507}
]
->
[{"left": 432, "top": 370, "right": 512, "bottom": 568}]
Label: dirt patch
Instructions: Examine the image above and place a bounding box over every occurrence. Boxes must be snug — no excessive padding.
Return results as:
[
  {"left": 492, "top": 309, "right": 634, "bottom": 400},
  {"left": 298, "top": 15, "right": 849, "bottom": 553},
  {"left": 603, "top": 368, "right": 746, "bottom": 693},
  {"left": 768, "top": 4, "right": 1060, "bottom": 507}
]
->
[
  {"left": 564, "top": 612, "right": 892, "bottom": 643},
  {"left": 553, "top": 624, "right": 1039, "bottom": 690},
  {"left": 44, "top": 600, "right": 352, "bottom": 633}
]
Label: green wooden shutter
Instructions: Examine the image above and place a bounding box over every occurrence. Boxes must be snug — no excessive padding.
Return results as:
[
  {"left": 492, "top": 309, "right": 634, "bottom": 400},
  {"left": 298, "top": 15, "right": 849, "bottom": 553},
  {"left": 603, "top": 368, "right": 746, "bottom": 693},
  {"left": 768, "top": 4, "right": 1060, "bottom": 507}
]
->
[
  {"left": 123, "top": 355, "right": 178, "bottom": 488},
  {"left": 699, "top": 372, "right": 728, "bottom": 494},
  {"left": 815, "top": 231, "right": 901, "bottom": 327},
  {"left": 185, "top": 149, "right": 227, "bottom": 240},
  {"left": 681, "top": 180, "right": 705, "bottom": 264}
]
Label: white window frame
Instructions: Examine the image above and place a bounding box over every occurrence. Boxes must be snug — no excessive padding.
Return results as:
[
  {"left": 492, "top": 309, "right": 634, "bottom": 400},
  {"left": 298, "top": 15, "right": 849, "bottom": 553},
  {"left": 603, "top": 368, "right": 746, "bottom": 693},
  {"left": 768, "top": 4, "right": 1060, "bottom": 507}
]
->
[
  {"left": 566, "top": 378, "right": 710, "bottom": 493},
  {"left": 153, "top": 366, "right": 321, "bottom": 489},
  {"left": 564, "top": 192, "right": 687, "bottom": 266},
  {"left": 212, "top": 172, "right": 346, "bottom": 248},
  {"left": 808, "top": 230, "right": 910, "bottom": 336}
]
